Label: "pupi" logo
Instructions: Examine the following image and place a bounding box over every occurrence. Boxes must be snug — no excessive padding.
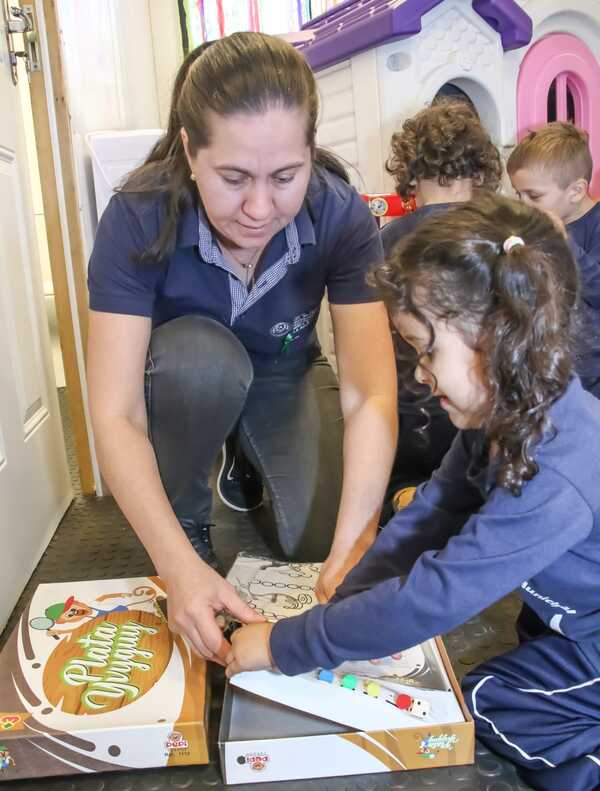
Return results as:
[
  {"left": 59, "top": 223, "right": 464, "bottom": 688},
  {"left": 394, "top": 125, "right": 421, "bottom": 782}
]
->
[{"left": 165, "top": 731, "right": 189, "bottom": 751}]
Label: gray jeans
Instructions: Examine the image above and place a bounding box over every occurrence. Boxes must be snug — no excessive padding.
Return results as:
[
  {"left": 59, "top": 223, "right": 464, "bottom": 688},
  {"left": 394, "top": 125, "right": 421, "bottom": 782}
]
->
[{"left": 145, "top": 315, "right": 343, "bottom": 561}]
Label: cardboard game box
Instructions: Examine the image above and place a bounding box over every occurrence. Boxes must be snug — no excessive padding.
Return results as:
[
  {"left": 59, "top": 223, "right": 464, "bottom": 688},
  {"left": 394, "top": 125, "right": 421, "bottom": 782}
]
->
[
  {"left": 219, "top": 638, "right": 474, "bottom": 785},
  {"left": 219, "top": 554, "right": 474, "bottom": 784},
  {"left": 0, "top": 576, "right": 210, "bottom": 781}
]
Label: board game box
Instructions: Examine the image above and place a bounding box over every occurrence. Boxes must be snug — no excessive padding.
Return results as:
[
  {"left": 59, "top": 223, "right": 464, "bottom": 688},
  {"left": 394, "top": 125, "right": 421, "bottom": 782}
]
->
[
  {"left": 0, "top": 576, "right": 210, "bottom": 780},
  {"left": 219, "top": 554, "right": 474, "bottom": 784}
]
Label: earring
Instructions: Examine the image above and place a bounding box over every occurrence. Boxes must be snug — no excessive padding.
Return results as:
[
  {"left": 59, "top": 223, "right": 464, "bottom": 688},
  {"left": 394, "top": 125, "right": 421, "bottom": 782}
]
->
[{"left": 190, "top": 173, "right": 196, "bottom": 181}]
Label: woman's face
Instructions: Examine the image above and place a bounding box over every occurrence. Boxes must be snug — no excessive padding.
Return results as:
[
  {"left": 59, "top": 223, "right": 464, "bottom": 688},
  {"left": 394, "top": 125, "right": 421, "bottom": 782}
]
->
[
  {"left": 393, "top": 309, "right": 489, "bottom": 430},
  {"left": 184, "top": 107, "right": 312, "bottom": 252}
]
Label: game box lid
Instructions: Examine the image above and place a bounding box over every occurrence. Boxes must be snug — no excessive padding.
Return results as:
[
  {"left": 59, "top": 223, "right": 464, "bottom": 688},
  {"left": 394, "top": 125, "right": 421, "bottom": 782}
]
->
[{"left": 0, "top": 576, "right": 209, "bottom": 780}]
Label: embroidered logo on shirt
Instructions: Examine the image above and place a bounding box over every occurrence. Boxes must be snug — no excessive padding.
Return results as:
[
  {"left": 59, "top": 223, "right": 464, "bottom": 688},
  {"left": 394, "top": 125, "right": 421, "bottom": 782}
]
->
[
  {"left": 270, "top": 322, "right": 291, "bottom": 338},
  {"left": 270, "top": 309, "right": 318, "bottom": 339},
  {"left": 291, "top": 309, "right": 317, "bottom": 333}
]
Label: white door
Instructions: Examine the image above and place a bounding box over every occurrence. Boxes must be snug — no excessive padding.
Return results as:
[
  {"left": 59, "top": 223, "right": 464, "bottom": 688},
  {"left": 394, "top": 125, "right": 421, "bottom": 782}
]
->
[{"left": 0, "top": 22, "right": 72, "bottom": 629}]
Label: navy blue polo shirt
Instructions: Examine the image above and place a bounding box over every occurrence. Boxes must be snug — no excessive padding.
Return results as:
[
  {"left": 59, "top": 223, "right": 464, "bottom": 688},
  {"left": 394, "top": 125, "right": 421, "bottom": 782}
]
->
[{"left": 88, "top": 166, "right": 382, "bottom": 364}]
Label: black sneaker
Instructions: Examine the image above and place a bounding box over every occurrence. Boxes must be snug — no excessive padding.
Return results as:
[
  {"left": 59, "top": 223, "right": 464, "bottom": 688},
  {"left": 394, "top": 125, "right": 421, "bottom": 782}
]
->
[
  {"left": 216, "top": 440, "right": 263, "bottom": 512},
  {"left": 181, "top": 521, "right": 222, "bottom": 573}
]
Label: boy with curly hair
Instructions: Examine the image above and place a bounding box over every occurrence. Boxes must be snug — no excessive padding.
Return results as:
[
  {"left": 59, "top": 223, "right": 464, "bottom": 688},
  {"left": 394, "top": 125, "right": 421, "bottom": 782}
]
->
[
  {"left": 381, "top": 98, "right": 502, "bottom": 519},
  {"left": 508, "top": 122, "right": 600, "bottom": 397}
]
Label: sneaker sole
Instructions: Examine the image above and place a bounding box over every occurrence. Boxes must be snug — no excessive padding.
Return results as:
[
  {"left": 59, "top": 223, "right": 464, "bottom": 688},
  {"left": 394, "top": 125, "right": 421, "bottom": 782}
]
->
[{"left": 216, "top": 446, "right": 264, "bottom": 513}]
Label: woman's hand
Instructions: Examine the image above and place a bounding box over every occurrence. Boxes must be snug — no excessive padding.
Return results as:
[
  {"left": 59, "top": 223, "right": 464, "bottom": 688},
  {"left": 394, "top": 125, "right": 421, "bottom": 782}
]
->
[
  {"left": 225, "top": 622, "right": 275, "bottom": 677},
  {"left": 315, "top": 554, "right": 350, "bottom": 603},
  {"left": 164, "top": 554, "right": 265, "bottom": 665},
  {"left": 315, "top": 532, "right": 375, "bottom": 603},
  {"left": 323, "top": 302, "right": 397, "bottom": 603}
]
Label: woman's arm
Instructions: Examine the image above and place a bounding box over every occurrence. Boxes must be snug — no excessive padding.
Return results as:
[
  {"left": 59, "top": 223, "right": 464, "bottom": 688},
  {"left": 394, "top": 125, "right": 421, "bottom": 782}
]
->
[
  {"left": 87, "top": 310, "right": 261, "bottom": 660},
  {"left": 315, "top": 301, "right": 398, "bottom": 601}
]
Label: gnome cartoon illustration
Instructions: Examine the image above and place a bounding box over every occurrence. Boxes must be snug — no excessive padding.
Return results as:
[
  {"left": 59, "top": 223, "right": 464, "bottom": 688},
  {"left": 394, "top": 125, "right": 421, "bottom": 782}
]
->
[{"left": 29, "top": 585, "right": 160, "bottom": 639}]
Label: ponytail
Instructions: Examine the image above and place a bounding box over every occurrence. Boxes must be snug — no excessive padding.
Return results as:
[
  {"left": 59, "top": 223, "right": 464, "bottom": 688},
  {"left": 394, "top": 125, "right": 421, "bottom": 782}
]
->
[
  {"left": 118, "top": 44, "right": 214, "bottom": 263},
  {"left": 314, "top": 147, "right": 349, "bottom": 184},
  {"left": 144, "top": 44, "right": 214, "bottom": 165},
  {"left": 484, "top": 236, "right": 576, "bottom": 491}
]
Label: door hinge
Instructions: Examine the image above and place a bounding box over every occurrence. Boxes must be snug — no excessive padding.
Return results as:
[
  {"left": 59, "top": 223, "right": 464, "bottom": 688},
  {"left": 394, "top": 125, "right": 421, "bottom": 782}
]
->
[{"left": 3, "top": 2, "right": 39, "bottom": 84}]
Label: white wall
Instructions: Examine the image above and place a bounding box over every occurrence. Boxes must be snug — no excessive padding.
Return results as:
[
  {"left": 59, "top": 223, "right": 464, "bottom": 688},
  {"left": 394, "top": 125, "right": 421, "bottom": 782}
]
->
[
  {"left": 315, "top": 53, "right": 385, "bottom": 194},
  {"left": 56, "top": 0, "right": 182, "bottom": 257}
]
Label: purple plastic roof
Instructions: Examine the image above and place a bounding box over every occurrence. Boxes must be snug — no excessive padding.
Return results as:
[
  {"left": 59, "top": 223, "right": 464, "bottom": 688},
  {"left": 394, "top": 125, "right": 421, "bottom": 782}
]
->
[{"left": 298, "top": 0, "right": 532, "bottom": 72}]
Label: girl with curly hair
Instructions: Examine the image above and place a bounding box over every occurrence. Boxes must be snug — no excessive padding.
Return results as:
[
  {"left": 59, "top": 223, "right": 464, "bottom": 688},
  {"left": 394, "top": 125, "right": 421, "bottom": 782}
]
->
[
  {"left": 227, "top": 195, "right": 600, "bottom": 791},
  {"left": 381, "top": 98, "right": 503, "bottom": 520}
]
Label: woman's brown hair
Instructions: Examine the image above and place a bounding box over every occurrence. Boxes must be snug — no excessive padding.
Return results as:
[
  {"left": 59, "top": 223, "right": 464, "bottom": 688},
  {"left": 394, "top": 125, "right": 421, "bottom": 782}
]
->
[
  {"left": 120, "top": 32, "right": 347, "bottom": 263},
  {"left": 386, "top": 99, "right": 502, "bottom": 199},
  {"left": 373, "top": 195, "right": 579, "bottom": 495}
]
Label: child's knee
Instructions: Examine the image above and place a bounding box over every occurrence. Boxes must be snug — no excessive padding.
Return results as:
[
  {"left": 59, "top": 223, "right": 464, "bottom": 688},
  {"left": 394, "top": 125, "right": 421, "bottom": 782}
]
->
[
  {"left": 461, "top": 666, "right": 509, "bottom": 742},
  {"left": 461, "top": 668, "right": 489, "bottom": 720}
]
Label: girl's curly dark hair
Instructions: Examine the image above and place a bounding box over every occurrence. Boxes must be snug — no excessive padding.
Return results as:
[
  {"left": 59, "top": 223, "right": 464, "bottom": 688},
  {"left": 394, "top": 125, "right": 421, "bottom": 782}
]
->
[
  {"left": 372, "top": 195, "right": 579, "bottom": 495},
  {"left": 386, "top": 99, "right": 502, "bottom": 199}
]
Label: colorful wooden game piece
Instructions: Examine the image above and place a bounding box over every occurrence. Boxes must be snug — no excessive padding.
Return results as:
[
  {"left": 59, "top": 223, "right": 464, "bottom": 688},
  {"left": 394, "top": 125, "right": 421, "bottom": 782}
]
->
[
  {"left": 365, "top": 681, "right": 381, "bottom": 697},
  {"left": 394, "top": 693, "right": 413, "bottom": 710}
]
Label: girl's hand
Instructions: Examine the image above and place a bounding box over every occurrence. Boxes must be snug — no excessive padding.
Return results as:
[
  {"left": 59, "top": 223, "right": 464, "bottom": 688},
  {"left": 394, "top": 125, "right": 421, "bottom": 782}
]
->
[{"left": 225, "top": 622, "right": 275, "bottom": 677}]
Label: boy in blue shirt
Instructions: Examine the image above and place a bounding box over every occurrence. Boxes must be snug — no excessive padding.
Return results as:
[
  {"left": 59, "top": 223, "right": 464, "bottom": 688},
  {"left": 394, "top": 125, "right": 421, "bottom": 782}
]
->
[{"left": 508, "top": 122, "right": 600, "bottom": 397}]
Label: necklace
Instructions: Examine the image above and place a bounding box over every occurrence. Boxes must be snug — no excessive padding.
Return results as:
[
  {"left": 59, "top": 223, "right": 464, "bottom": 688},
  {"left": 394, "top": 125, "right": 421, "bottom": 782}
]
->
[{"left": 225, "top": 247, "right": 262, "bottom": 289}]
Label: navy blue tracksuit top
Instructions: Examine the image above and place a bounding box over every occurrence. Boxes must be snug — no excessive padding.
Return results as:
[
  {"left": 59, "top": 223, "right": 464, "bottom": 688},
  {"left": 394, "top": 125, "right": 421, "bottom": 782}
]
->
[
  {"left": 568, "top": 201, "right": 600, "bottom": 378},
  {"left": 270, "top": 377, "right": 600, "bottom": 675}
]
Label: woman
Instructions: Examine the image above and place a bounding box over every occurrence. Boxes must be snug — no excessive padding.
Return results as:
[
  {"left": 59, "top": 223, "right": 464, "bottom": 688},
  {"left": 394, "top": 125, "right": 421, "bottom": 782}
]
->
[{"left": 87, "top": 32, "right": 397, "bottom": 662}]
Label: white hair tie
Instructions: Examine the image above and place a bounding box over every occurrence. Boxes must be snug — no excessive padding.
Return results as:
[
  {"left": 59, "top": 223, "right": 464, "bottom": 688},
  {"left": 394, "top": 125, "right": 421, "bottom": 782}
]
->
[{"left": 503, "top": 235, "right": 525, "bottom": 253}]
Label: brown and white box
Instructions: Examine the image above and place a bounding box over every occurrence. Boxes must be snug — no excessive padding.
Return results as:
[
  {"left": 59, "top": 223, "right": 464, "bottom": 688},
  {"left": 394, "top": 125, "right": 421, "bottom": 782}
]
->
[
  {"left": 219, "top": 638, "right": 474, "bottom": 785},
  {"left": 0, "top": 576, "right": 209, "bottom": 781}
]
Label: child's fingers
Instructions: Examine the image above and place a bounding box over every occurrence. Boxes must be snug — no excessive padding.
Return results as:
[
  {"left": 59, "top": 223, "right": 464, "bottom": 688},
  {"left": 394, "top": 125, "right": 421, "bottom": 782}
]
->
[
  {"left": 214, "top": 636, "right": 232, "bottom": 665},
  {"left": 182, "top": 622, "right": 229, "bottom": 666},
  {"left": 225, "top": 659, "right": 241, "bottom": 678},
  {"left": 216, "top": 614, "right": 227, "bottom": 630}
]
